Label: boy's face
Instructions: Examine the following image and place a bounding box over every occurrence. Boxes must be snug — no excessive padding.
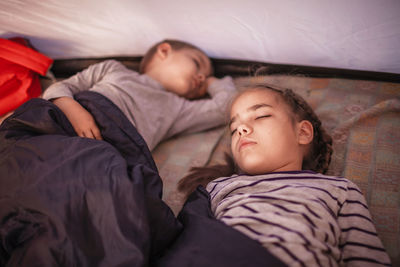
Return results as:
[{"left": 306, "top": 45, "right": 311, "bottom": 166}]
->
[
  {"left": 229, "top": 89, "right": 305, "bottom": 175},
  {"left": 146, "top": 45, "right": 212, "bottom": 99}
]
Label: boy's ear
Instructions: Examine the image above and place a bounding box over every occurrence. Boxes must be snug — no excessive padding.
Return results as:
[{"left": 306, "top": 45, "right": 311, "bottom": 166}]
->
[
  {"left": 156, "top": 42, "right": 172, "bottom": 60},
  {"left": 297, "top": 120, "right": 314, "bottom": 145}
]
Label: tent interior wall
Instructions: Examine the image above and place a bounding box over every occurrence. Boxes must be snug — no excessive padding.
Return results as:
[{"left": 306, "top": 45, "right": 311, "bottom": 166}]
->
[
  {"left": 1, "top": 0, "right": 400, "bottom": 266},
  {"left": 1, "top": 0, "right": 400, "bottom": 75}
]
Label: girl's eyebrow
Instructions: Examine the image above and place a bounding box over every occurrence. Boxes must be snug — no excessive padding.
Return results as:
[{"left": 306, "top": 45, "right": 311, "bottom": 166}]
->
[
  {"left": 249, "top": 103, "right": 272, "bottom": 111},
  {"left": 229, "top": 103, "right": 272, "bottom": 127}
]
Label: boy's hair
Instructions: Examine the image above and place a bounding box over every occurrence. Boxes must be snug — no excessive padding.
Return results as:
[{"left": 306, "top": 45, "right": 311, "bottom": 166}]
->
[
  {"left": 139, "top": 39, "right": 213, "bottom": 74},
  {"left": 178, "top": 84, "right": 333, "bottom": 198}
]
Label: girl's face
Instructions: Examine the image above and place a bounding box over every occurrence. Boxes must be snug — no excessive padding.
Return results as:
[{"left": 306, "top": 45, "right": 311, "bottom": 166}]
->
[{"left": 229, "top": 89, "right": 305, "bottom": 175}]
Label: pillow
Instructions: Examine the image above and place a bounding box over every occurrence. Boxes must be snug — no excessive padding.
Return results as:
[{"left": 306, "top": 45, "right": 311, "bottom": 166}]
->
[{"left": 152, "top": 126, "right": 225, "bottom": 215}]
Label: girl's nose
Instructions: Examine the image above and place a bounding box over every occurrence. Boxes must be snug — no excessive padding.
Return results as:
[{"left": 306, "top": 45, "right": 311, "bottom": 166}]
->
[{"left": 237, "top": 124, "right": 251, "bottom": 136}]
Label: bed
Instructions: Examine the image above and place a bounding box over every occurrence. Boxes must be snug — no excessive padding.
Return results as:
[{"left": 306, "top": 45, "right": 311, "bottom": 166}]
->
[{"left": 1, "top": 56, "right": 399, "bottom": 266}]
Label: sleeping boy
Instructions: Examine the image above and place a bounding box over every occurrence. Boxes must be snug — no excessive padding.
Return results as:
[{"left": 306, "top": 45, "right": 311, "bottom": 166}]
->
[{"left": 42, "top": 39, "right": 236, "bottom": 150}]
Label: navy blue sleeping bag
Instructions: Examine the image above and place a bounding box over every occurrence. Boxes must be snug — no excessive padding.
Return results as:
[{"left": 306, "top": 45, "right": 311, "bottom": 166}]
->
[{"left": 0, "top": 92, "right": 285, "bottom": 267}]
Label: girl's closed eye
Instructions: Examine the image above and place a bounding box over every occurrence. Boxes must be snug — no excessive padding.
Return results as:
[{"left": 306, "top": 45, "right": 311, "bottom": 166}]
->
[
  {"left": 230, "top": 115, "right": 271, "bottom": 135},
  {"left": 255, "top": 115, "right": 271, "bottom": 120}
]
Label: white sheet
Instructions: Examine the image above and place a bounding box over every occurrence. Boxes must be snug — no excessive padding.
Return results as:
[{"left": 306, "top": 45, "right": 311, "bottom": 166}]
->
[{"left": 1, "top": 0, "right": 400, "bottom": 74}]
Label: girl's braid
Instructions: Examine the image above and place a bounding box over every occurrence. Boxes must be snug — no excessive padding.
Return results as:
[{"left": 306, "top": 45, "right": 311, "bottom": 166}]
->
[{"left": 280, "top": 88, "right": 333, "bottom": 174}]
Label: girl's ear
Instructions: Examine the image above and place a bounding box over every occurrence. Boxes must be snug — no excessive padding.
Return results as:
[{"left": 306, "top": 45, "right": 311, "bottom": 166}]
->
[
  {"left": 297, "top": 120, "right": 314, "bottom": 145},
  {"left": 156, "top": 42, "right": 172, "bottom": 60}
]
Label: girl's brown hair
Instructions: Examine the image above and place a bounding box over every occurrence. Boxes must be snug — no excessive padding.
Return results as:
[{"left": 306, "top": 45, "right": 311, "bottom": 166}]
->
[{"left": 178, "top": 84, "right": 333, "bottom": 198}]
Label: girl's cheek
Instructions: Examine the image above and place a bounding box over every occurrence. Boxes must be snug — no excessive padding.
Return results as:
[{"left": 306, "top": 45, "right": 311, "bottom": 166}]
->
[
  {"left": 230, "top": 135, "right": 237, "bottom": 145},
  {"left": 230, "top": 138, "right": 236, "bottom": 151}
]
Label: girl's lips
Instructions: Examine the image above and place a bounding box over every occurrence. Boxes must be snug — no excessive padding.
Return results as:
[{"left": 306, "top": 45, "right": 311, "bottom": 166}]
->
[{"left": 238, "top": 139, "right": 257, "bottom": 151}]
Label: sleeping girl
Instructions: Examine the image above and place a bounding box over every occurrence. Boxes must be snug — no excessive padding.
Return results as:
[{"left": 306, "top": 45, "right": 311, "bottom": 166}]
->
[{"left": 178, "top": 84, "right": 391, "bottom": 266}]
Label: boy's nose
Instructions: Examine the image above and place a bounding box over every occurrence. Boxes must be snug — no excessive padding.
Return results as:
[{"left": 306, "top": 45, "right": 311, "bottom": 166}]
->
[
  {"left": 196, "top": 73, "right": 205, "bottom": 82},
  {"left": 192, "top": 74, "right": 206, "bottom": 90}
]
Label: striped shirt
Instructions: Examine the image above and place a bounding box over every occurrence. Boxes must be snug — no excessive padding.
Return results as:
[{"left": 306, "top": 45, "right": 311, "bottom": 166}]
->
[{"left": 206, "top": 171, "right": 391, "bottom": 267}]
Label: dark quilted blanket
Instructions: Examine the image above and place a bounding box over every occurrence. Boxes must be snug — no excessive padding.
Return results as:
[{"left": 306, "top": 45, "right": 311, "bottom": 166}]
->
[
  {"left": 0, "top": 91, "right": 182, "bottom": 266},
  {"left": 0, "top": 92, "right": 285, "bottom": 267}
]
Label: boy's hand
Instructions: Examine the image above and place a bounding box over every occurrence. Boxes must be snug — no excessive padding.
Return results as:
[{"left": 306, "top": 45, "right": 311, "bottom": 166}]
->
[
  {"left": 188, "top": 77, "right": 219, "bottom": 100},
  {"left": 52, "top": 97, "right": 103, "bottom": 140},
  {"left": 206, "top": 76, "right": 218, "bottom": 89}
]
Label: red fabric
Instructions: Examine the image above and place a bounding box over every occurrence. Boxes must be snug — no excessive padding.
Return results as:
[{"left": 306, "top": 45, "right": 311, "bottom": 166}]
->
[{"left": 0, "top": 37, "right": 53, "bottom": 116}]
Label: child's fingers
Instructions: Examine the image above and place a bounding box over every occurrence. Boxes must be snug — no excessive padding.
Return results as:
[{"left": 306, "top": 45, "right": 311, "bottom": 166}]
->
[
  {"left": 80, "top": 129, "right": 93, "bottom": 139},
  {"left": 91, "top": 127, "right": 103, "bottom": 140},
  {"left": 73, "top": 121, "right": 102, "bottom": 140},
  {"left": 206, "top": 76, "right": 217, "bottom": 87},
  {"left": 78, "top": 127, "right": 99, "bottom": 140}
]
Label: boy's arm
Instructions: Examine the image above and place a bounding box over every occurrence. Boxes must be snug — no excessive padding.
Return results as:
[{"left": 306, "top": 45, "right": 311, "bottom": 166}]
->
[
  {"left": 166, "top": 76, "right": 236, "bottom": 138},
  {"left": 42, "top": 60, "right": 120, "bottom": 100},
  {"left": 53, "top": 97, "right": 102, "bottom": 140},
  {"left": 43, "top": 60, "right": 121, "bottom": 139},
  {"left": 338, "top": 181, "right": 391, "bottom": 266}
]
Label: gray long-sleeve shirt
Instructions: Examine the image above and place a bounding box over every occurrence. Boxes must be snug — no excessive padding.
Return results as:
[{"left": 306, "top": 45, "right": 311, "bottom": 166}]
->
[{"left": 42, "top": 60, "right": 236, "bottom": 150}]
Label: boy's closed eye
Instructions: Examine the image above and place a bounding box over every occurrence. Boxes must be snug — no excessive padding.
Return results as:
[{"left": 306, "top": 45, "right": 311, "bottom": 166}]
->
[{"left": 193, "top": 58, "right": 200, "bottom": 70}]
